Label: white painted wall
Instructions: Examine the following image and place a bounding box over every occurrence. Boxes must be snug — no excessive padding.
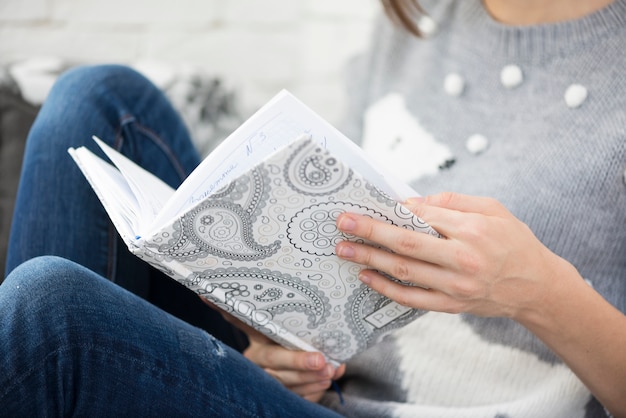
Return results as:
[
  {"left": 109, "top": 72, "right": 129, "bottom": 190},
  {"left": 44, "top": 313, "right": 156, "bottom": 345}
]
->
[{"left": 0, "top": 0, "right": 380, "bottom": 123}]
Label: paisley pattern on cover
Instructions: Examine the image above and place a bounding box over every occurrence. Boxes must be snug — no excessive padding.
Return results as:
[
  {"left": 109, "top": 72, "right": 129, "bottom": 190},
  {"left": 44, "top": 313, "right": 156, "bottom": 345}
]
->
[{"left": 137, "top": 137, "right": 437, "bottom": 363}]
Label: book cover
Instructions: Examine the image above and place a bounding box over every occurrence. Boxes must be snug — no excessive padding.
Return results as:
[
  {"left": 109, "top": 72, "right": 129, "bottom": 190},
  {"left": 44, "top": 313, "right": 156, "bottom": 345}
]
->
[{"left": 69, "top": 91, "right": 438, "bottom": 365}]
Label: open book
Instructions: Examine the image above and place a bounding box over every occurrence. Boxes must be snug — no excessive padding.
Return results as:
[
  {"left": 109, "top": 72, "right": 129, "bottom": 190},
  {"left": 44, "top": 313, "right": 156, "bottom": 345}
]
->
[{"left": 68, "top": 90, "right": 438, "bottom": 365}]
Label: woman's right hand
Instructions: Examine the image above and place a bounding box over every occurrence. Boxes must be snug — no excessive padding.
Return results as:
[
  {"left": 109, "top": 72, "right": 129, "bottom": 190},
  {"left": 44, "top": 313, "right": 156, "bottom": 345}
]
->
[
  {"left": 243, "top": 330, "right": 346, "bottom": 403},
  {"left": 203, "top": 297, "right": 346, "bottom": 403}
]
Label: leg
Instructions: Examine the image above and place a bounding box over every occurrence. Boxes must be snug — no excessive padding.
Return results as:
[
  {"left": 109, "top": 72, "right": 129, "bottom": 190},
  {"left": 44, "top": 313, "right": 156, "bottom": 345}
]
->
[
  {"left": 0, "top": 256, "right": 342, "bottom": 417},
  {"left": 5, "top": 65, "right": 246, "bottom": 348},
  {"left": 5, "top": 64, "right": 199, "bottom": 286}
]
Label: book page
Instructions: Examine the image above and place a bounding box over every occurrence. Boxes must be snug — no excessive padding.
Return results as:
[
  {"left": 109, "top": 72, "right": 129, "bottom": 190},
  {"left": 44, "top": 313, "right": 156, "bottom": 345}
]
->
[
  {"left": 149, "top": 90, "right": 418, "bottom": 236},
  {"left": 92, "top": 136, "right": 175, "bottom": 236},
  {"left": 68, "top": 147, "right": 142, "bottom": 242}
]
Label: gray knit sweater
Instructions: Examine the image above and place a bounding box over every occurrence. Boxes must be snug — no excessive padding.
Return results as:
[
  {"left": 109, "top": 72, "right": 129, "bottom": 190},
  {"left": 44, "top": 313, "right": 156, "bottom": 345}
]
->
[{"left": 321, "top": 1, "right": 626, "bottom": 417}]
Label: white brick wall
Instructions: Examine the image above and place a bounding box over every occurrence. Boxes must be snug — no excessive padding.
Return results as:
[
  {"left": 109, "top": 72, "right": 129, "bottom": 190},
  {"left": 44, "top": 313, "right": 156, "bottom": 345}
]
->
[{"left": 0, "top": 0, "right": 380, "bottom": 123}]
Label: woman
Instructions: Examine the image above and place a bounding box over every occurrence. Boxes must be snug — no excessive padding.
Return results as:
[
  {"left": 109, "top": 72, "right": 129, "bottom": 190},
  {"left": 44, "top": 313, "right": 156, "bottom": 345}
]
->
[{"left": 2, "top": 0, "right": 625, "bottom": 416}]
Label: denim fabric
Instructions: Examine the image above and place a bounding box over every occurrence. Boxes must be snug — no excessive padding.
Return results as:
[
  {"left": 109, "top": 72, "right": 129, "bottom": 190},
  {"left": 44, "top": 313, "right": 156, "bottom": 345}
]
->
[
  {"left": 4, "top": 65, "right": 248, "bottom": 347},
  {"left": 5, "top": 64, "right": 199, "bottom": 290},
  {"left": 1, "top": 256, "right": 342, "bottom": 417}
]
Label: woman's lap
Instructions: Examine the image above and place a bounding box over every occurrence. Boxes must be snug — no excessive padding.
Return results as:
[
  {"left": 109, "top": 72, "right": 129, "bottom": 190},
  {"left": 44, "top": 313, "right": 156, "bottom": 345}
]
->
[{"left": 0, "top": 255, "right": 341, "bottom": 417}]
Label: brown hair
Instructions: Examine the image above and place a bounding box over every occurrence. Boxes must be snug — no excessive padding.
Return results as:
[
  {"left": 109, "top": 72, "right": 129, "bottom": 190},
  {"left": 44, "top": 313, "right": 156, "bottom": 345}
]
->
[{"left": 380, "top": 0, "right": 425, "bottom": 37}]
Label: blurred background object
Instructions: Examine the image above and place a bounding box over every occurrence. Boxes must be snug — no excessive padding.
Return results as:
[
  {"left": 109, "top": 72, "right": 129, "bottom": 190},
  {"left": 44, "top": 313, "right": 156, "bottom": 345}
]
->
[
  {"left": 0, "top": 0, "right": 378, "bottom": 123},
  {"left": 0, "top": 0, "right": 379, "bottom": 277}
]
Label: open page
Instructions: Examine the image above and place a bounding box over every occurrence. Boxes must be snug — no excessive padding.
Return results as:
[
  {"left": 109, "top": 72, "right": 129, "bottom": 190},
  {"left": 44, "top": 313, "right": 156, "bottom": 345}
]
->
[
  {"left": 92, "top": 137, "right": 175, "bottom": 236},
  {"left": 68, "top": 147, "right": 143, "bottom": 242}
]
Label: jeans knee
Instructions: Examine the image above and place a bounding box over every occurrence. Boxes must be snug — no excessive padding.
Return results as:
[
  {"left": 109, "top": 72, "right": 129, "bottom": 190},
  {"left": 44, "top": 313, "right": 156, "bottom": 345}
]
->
[
  {"left": 3, "top": 256, "right": 98, "bottom": 303},
  {"left": 50, "top": 64, "right": 156, "bottom": 102},
  {"left": 28, "top": 64, "right": 161, "bottom": 150}
]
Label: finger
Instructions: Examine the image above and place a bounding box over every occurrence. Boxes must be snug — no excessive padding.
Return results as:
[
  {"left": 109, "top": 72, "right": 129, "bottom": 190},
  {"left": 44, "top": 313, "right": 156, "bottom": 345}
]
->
[
  {"left": 292, "top": 379, "right": 334, "bottom": 399},
  {"left": 336, "top": 240, "right": 456, "bottom": 289},
  {"left": 407, "top": 192, "right": 506, "bottom": 217},
  {"left": 333, "top": 364, "right": 347, "bottom": 380},
  {"left": 303, "top": 390, "right": 331, "bottom": 403},
  {"left": 358, "top": 269, "right": 463, "bottom": 313},
  {"left": 336, "top": 212, "right": 454, "bottom": 268},
  {"left": 246, "top": 344, "right": 328, "bottom": 372},
  {"left": 402, "top": 199, "right": 488, "bottom": 239},
  {"left": 265, "top": 363, "right": 336, "bottom": 387}
]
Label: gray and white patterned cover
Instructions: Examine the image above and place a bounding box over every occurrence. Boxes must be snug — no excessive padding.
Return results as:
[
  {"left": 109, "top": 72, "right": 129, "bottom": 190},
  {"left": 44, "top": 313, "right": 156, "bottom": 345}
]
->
[{"left": 133, "top": 136, "right": 438, "bottom": 364}]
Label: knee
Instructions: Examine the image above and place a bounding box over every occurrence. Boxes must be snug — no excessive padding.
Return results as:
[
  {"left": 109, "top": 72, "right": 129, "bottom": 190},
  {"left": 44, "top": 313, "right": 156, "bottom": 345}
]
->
[
  {"left": 52, "top": 64, "right": 155, "bottom": 100},
  {"left": 26, "top": 64, "right": 161, "bottom": 149},
  {"left": 0, "top": 256, "right": 110, "bottom": 401},
  {"left": 2, "top": 256, "right": 98, "bottom": 305}
]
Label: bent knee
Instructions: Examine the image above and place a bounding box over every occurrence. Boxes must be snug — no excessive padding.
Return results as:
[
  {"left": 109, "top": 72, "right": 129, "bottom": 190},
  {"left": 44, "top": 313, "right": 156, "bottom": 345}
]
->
[
  {"left": 55, "top": 64, "right": 150, "bottom": 93},
  {"left": 3, "top": 256, "right": 102, "bottom": 302}
]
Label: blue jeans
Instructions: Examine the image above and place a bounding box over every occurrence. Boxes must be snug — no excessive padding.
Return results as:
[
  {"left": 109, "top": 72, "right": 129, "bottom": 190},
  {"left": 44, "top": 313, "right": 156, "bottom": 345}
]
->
[
  {"left": 1, "top": 65, "right": 343, "bottom": 417},
  {"left": 5, "top": 64, "right": 198, "bottom": 290},
  {"left": 1, "top": 256, "right": 342, "bottom": 416},
  {"left": 5, "top": 64, "right": 246, "bottom": 346}
]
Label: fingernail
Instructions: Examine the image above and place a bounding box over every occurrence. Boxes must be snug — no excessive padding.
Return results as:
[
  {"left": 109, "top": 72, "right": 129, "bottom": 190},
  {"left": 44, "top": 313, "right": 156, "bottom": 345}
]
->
[
  {"left": 336, "top": 244, "right": 355, "bottom": 259},
  {"left": 337, "top": 215, "right": 356, "bottom": 232},
  {"left": 358, "top": 271, "right": 371, "bottom": 284},
  {"left": 307, "top": 354, "right": 321, "bottom": 369},
  {"left": 318, "top": 364, "right": 334, "bottom": 378}
]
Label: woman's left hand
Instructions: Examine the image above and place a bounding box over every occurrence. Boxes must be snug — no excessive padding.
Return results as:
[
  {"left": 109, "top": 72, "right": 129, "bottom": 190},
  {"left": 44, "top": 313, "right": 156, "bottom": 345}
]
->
[
  {"left": 335, "top": 192, "right": 564, "bottom": 320},
  {"left": 335, "top": 192, "right": 626, "bottom": 417}
]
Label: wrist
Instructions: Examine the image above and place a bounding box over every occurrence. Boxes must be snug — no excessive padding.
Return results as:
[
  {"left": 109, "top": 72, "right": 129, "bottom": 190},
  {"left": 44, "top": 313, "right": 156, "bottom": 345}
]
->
[
  {"left": 511, "top": 252, "right": 582, "bottom": 332},
  {"left": 510, "top": 254, "right": 626, "bottom": 416}
]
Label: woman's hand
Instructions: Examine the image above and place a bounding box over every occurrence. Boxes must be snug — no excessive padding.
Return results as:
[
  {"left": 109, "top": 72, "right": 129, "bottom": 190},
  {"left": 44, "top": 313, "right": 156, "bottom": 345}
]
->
[
  {"left": 334, "top": 191, "right": 626, "bottom": 416},
  {"left": 200, "top": 298, "right": 345, "bottom": 403},
  {"left": 243, "top": 330, "right": 345, "bottom": 403},
  {"left": 334, "top": 192, "right": 566, "bottom": 320}
]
